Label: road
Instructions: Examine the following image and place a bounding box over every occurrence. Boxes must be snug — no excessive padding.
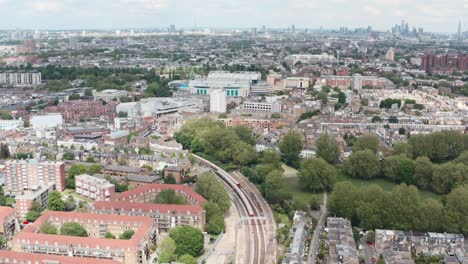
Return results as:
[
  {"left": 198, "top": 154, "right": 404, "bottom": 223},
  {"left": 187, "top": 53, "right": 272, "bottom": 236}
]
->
[
  {"left": 360, "top": 234, "right": 377, "bottom": 264},
  {"left": 307, "top": 192, "right": 328, "bottom": 264}
]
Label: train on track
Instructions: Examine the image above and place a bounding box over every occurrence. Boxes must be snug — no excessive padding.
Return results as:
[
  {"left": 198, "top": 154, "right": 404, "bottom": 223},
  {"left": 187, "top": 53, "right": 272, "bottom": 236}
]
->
[{"left": 193, "top": 155, "right": 256, "bottom": 217}]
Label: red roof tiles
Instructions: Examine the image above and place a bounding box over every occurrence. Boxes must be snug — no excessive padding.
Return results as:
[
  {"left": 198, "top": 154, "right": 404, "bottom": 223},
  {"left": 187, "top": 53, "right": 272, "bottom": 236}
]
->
[{"left": 0, "top": 251, "right": 121, "bottom": 264}]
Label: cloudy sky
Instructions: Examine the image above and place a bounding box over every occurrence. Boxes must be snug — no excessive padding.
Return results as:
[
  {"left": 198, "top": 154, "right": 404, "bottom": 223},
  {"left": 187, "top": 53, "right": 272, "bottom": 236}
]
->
[{"left": 0, "top": 0, "right": 467, "bottom": 32}]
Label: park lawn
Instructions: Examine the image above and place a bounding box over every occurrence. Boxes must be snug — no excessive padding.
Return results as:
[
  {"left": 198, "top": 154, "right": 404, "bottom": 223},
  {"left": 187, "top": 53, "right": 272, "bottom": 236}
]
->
[
  {"left": 283, "top": 176, "right": 324, "bottom": 204},
  {"left": 335, "top": 169, "right": 442, "bottom": 201}
]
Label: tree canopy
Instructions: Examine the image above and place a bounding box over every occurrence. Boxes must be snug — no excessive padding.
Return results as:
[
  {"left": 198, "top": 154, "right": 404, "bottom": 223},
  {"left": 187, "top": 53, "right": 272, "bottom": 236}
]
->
[
  {"left": 154, "top": 189, "right": 187, "bottom": 205},
  {"left": 316, "top": 133, "right": 341, "bottom": 164},
  {"left": 279, "top": 131, "right": 304, "bottom": 167},
  {"left": 169, "top": 226, "right": 204, "bottom": 257},
  {"left": 299, "top": 158, "right": 336, "bottom": 192},
  {"left": 344, "top": 150, "right": 380, "bottom": 180},
  {"left": 195, "top": 172, "right": 230, "bottom": 213}
]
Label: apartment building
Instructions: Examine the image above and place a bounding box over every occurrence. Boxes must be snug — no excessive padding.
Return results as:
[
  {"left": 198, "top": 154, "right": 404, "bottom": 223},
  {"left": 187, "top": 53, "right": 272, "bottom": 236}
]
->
[
  {"left": 242, "top": 101, "right": 282, "bottom": 113},
  {"left": 92, "top": 201, "right": 205, "bottom": 231},
  {"left": 75, "top": 174, "right": 115, "bottom": 201},
  {"left": 44, "top": 100, "right": 117, "bottom": 123},
  {"left": 0, "top": 119, "right": 24, "bottom": 131},
  {"left": 15, "top": 183, "right": 55, "bottom": 219},
  {"left": 12, "top": 211, "right": 157, "bottom": 264},
  {"left": 116, "top": 183, "right": 206, "bottom": 206},
  {"left": 0, "top": 251, "right": 121, "bottom": 264},
  {"left": 4, "top": 159, "right": 65, "bottom": 194},
  {"left": 0, "top": 71, "right": 42, "bottom": 86},
  {"left": 0, "top": 206, "right": 15, "bottom": 238}
]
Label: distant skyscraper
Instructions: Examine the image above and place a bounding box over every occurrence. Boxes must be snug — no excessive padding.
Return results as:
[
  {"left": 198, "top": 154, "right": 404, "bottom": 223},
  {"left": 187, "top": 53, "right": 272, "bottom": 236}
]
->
[
  {"left": 69, "top": 36, "right": 78, "bottom": 50},
  {"left": 291, "top": 24, "right": 296, "bottom": 33},
  {"left": 169, "top": 24, "right": 176, "bottom": 33},
  {"left": 385, "top": 48, "right": 395, "bottom": 61},
  {"left": 261, "top": 25, "right": 266, "bottom": 32},
  {"left": 458, "top": 20, "right": 462, "bottom": 40},
  {"left": 251, "top": 27, "right": 257, "bottom": 38}
]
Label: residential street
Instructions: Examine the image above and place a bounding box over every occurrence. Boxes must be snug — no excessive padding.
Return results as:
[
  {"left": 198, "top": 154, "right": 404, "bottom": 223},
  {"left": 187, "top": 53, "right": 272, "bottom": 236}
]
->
[{"left": 307, "top": 192, "right": 327, "bottom": 264}]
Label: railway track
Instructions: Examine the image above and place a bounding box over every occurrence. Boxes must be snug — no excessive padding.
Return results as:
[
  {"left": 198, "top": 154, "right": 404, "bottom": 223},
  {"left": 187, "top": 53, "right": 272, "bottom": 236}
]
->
[{"left": 193, "top": 154, "right": 271, "bottom": 264}]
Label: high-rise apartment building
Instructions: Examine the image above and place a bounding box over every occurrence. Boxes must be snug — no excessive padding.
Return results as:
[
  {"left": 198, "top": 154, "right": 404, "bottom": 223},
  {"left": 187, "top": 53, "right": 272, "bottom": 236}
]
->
[
  {"left": 4, "top": 159, "right": 66, "bottom": 194},
  {"left": 209, "top": 89, "right": 227, "bottom": 113},
  {"left": 69, "top": 36, "right": 78, "bottom": 50},
  {"left": 352, "top": 74, "right": 363, "bottom": 90}
]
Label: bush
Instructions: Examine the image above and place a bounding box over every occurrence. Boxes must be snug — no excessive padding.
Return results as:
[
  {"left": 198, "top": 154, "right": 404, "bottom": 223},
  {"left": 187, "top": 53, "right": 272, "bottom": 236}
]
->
[
  {"left": 60, "top": 222, "right": 88, "bottom": 237},
  {"left": 105, "top": 232, "right": 116, "bottom": 239},
  {"left": 119, "top": 230, "right": 135, "bottom": 240},
  {"left": 40, "top": 221, "right": 58, "bottom": 235}
]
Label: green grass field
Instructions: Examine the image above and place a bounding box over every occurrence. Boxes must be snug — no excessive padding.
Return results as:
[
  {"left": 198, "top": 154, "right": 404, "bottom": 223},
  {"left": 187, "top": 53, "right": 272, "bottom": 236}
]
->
[
  {"left": 283, "top": 176, "right": 324, "bottom": 204},
  {"left": 335, "top": 169, "right": 442, "bottom": 201}
]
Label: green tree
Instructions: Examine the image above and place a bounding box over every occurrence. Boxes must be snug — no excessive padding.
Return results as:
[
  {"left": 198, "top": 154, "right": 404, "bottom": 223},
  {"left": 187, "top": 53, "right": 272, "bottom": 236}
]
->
[
  {"left": 431, "top": 163, "right": 465, "bottom": 194},
  {"left": 317, "top": 91, "right": 328, "bottom": 103},
  {"left": 164, "top": 173, "right": 177, "bottom": 184},
  {"left": 382, "top": 155, "right": 414, "bottom": 184},
  {"left": 159, "top": 236, "right": 176, "bottom": 255},
  {"left": 40, "top": 221, "right": 58, "bottom": 235},
  {"left": 392, "top": 142, "right": 413, "bottom": 158},
  {"left": 47, "top": 191, "right": 65, "bottom": 211},
  {"left": 66, "top": 164, "right": 87, "bottom": 189},
  {"left": 64, "top": 196, "right": 76, "bottom": 211},
  {"left": 154, "top": 189, "right": 187, "bottom": 205},
  {"left": 352, "top": 134, "right": 379, "bottom": 154},
  {"left": 316, "top": 133, "right": 340, "bottom": 164},
  {"left": 169, "top": 226, "right": 204, "bottom": 257},
  {"left": 26, "top": 201, "right": 42, "bottom": 222},
  {"left": 389, "top": 116, "right": 399, "bottom": 124},
  {"left": 271, "top": 112, "right": 281, "bottom": 119},
  {"left": 178, "top": 255, "right": 197, "bottom": 264},
  {"left": 0, "top": 186, "right": 6, "bottom": 206},
  {"left": 85, "top": 156, "right": 95, "bottom": 163},
  {"left": 262, "top": 170, "right": 285, "bottom": 203},
  {"left": 195, "top": 172, "right": 230, "bottom": 213},
  {"left": 204, "top": 202, "right": 225, "bottom": 235},
  {"left": 299, "top": 158, "right": 336, "bottom": 192},
  {"left": 279, "top": 131, "right": 304, "bottom": 167},
  {"left": 158, "top": 251, "right": 175, "bottom": 263},
  {"left": 60, "top": 222, "right": 88, "bottom": 237},
  {"left": 413, "top": 157, "right": 433, "bottom": 190},
  {"left": 63, "top": 152, "right": 75, "bottom": 160},
  {"left": 344, "top": 150, "right": 380, "bottom": 180},
  {"left": 328, "top": 181, "right": 359, "bottom": 219},
  {"left": 119, "top": 230, "right": 135, "bottom": 240},
  {"left": 367, "top": 230, "right": 375, "bottom": 243},
  {"left": 105, "top": 232, "right": 116, "bottom": 239}
]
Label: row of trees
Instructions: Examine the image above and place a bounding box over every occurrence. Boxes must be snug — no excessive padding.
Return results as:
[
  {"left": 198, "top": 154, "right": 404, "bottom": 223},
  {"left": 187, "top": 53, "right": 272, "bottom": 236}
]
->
[
  {"left": 195, "top": 172, "right": 230, "bottom": 235},
  {"left": 343, "top": 133, "right": 468, "bottom": 194},
  {"left": 328, "top": 182, "right": 468, "bottom": 235}
]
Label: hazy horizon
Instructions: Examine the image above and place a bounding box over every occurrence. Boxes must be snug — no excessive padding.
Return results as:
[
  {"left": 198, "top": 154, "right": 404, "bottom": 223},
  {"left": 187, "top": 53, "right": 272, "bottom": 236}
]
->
[{"left": 0, "top": 0, "right": 467, "bottom": 33}]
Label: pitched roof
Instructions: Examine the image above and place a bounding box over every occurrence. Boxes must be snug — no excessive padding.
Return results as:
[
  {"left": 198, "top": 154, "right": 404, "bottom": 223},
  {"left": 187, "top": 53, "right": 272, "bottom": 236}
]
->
[
  {"left": 116, "top": 183, "right": 206, "bottom": 204},
  {"left": 93, "top": 201, "right": 204, "bottom": 215},
  {"left": 0, "top": 251, "right": 121, "bottom": 264}
]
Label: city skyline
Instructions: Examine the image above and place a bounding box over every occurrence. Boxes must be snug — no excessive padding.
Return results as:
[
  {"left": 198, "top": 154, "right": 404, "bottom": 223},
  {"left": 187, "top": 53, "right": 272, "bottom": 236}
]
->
[{"left": 0, "top": 0, "right": 467, "bottom": 33}]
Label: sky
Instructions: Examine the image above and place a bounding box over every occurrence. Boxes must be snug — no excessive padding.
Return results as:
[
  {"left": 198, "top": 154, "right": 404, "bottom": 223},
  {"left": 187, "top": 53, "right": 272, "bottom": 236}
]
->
[{"left": 0, "top": 0, "right": 467, "bottom": 32}]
